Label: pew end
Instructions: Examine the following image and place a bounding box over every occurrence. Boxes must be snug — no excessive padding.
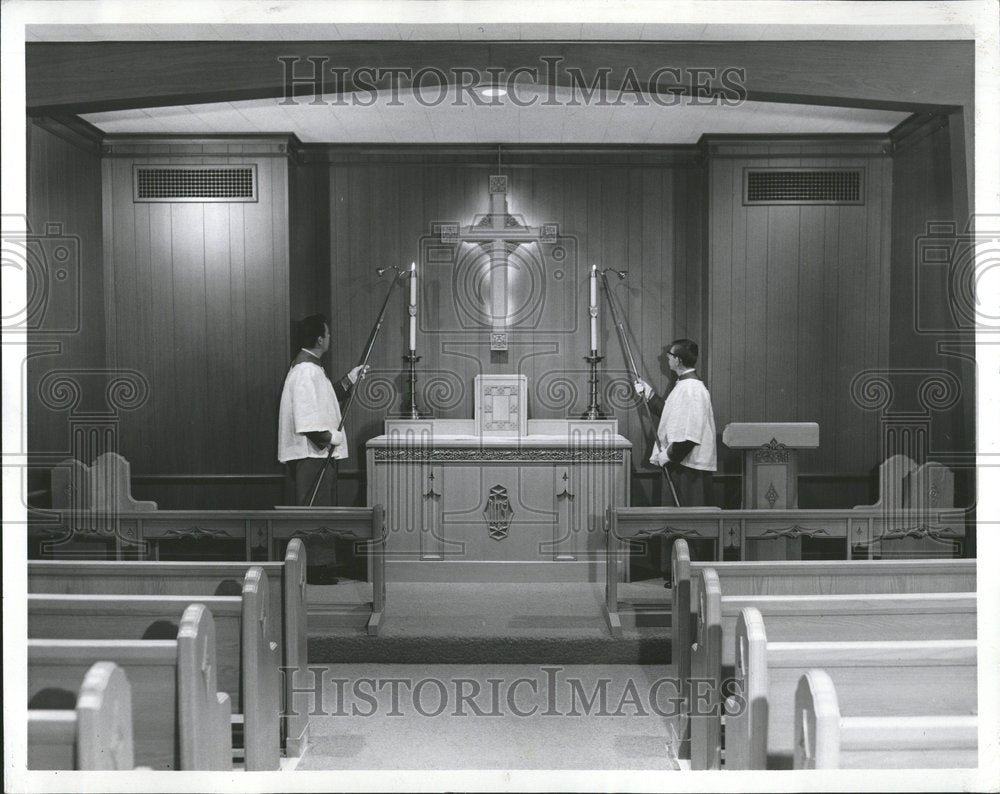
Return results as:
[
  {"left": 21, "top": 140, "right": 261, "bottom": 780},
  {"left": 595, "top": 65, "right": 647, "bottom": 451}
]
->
[
  {"left": 281, "top": 537, "right": 310, "bottom": 757},
  {"left": 689, "top": 566, "right": 723, "bottom": 770},
  {"left": 241, "top": 567, "right": 282, "bottom": 770},
  {"left": 90, "top": 452, "right": 157, "bottom": 512},
  {"left": 671, "top": 538, "right": 692, "bottom": 760},
  {"left": 793, "top": 669, "right": 842, "bottom": 769},
  {"left": 176, "top": 603, "right": 234, "bottom": 770},
  {"left": 795, "top": 669, "right": 978, "bottom": 769},
  {"left": 27, "top": 546, "right": 309, "bottom": 761},
  {"left": 724, "top": 606, "right": 770, "bottom": 769},
  {"left": 28, "top": 603, "right": 232, "bottom": 770},
  {"left": 50, "top": 458, "right": 90, "bottom": 511},
  {"left": 28, "top": 661, "right": 135, "bottom": 770},
  {"left": 728, "top": 607, "right": 978, "bottom": 770},
  {"left": 691, "top": 586, "right": 976, "bottom": 770}
]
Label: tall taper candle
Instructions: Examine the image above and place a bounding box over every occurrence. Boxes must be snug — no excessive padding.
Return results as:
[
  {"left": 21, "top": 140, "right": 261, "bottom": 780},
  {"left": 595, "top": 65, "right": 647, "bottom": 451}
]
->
[
  {"left": 408, "top": 261, "right": 417, "bottom": 351},
  {"left": 589, "top": 265, "right": 598, "bottom": 351}
]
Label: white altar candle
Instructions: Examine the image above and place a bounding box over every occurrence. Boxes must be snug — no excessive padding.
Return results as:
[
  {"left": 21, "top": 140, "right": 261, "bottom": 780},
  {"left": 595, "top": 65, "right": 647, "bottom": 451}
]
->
[
  {"left": 590, "top": 265, "right": 598, "bottom": 351},
  {"left": 409, "top": 261, "right": 417, "bottom": 351}
]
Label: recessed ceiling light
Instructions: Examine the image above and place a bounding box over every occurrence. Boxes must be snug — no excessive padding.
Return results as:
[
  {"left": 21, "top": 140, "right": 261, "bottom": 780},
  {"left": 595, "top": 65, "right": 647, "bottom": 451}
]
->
[{"left": 478, "top": 85, "right": 508, "bottom": 98}]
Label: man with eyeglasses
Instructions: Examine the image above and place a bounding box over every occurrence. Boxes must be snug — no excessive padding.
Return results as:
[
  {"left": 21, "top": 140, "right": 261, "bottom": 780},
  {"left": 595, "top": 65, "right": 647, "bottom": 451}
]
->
[{"left": 634, "top": 338, "right": 717, "bottom": 507}]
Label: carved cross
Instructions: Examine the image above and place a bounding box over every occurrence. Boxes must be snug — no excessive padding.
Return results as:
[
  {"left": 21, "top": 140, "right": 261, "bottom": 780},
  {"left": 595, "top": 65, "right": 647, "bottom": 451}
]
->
[
  {"left": 442, "top": 176, "right": 555, "bottom": 350},
  {"left": 797, "top": 710, "right": 811, "bottom": 767},
  {"left": 202, "top": 639, "right": 213, "bottom": 689}
]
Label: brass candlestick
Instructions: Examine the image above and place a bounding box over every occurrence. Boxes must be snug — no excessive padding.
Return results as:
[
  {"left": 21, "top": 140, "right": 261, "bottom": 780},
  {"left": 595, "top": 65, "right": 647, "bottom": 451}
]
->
[
  {"left": 581, "top": 350, "right": 607, "bottom": 420},
  {"left": 402, "top": 350, "right": 424, "bottom": 419}
]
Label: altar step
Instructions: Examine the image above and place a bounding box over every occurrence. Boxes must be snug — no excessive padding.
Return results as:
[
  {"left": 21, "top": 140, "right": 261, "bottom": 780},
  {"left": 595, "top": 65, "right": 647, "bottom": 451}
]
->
[{"left": 306, "top": 580, "right": 672, "bottom": 665}]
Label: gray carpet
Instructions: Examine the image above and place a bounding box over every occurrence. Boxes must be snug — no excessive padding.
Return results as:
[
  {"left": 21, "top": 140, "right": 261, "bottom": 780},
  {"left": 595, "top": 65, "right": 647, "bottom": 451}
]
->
[
  {"left": 296, "top": 582, "right": 680, "bottom": 771},
  {"left": 295, "top": 663, "right": 682, "bottom": 771},
  {"left": 306, "top": 580, "right": 672, "bottom": 664}
]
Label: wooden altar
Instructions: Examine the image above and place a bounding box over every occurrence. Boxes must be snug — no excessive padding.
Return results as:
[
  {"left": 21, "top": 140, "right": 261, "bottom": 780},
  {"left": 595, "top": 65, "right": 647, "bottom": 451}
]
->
[{"left": 367, "top": 418, "right": 631, "bottom": 581}]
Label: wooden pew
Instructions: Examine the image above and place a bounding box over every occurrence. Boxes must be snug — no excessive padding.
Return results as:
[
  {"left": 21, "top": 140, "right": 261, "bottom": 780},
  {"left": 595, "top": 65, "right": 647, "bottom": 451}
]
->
[
  {"left": 50, "top": 457, "right": 90, "bottom": 512},
  {"left": 670, "top": 537, "right": 976, "bottom": 757},
  {"left": 28, "top": 567, "right": 281, "bottom": 771},
  {"left": 855, "top": 453, "right": 917, "bottom": 512},
  {"left": 854, "top": 454, "right": 956, "bottom": 514},
  {"left": 605, "top": 505, "right": 968, "bottom": 637},
  {"left": 27, "top": 539, "right": 308, "bottom": 757},
  {"left": 32, "top": 458, "right": 111, "bottom": 558},
  {"left": 28, "top": 661, "right": 134, "bottom": 770},
  {"left": 28, "top": 603, "right": 232, "bottom": 770},
  {"left": 689, "top": 566, "right": 977, "bottom": 769},
  {"left": 794, "top": 669, "right": 978, "bottom": 769},
  {"left": 725, "top": 607, "right": 977, "bottom": 769},
  {"left": 854, "top": 455, "right": 959, "bottom": 557},
  {"left": 29, "top": 500, "right": 385, "bottom": 638},
  {"left": 267, "top": 504, "right": 386, "bottom": 636},
  {"left": 89, "top": 452, "right": 158, "bottom": 511}
]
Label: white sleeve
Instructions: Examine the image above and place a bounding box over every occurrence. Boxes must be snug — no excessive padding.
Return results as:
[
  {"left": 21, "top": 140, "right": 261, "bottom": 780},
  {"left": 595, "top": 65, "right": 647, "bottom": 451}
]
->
[
  {"left": 290, "top": 371, "right": 328, "bottom": 434},
  {"left": 670, "top": 388, "right": 710, "bottom": 444}
]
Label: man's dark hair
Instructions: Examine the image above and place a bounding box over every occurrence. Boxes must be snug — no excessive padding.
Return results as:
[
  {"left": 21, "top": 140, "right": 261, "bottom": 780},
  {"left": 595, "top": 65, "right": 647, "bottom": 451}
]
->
[
  {"left": 669, "top": 338, "right": 699, "bottom": 368},
  {"left": 300, "top": 314, "right": 328, "bottom": 349}
]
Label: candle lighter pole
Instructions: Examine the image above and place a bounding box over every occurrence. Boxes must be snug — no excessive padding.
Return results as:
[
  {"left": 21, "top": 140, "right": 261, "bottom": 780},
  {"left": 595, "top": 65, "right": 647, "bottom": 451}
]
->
[{"left": 599, "top": 268, "right": 681, "bottom": 507}]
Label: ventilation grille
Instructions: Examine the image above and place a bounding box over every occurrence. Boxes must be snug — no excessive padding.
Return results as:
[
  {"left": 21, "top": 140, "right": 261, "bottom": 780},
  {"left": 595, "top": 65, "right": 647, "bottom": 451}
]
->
[
  {"left": 133, "top": 165, "right": 258, "bottom": 202},
  {"left": 744, "top": 168, "right": 863, "bottom": 205}
]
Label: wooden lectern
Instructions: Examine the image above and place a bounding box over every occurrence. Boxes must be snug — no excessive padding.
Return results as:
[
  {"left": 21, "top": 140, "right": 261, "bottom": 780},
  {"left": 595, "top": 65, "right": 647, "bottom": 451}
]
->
[{"left": 722, "top": 422, "right": 819, "bottom": 509}]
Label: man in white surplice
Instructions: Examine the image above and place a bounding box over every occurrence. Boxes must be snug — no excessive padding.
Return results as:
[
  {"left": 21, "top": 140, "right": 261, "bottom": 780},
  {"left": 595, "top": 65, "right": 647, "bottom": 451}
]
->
[
  {"left": 278, "top": 313, "right": 366, "bottom": 583},
  {"left": 634, "top": 338, "right": 717, "bottom": 507}
]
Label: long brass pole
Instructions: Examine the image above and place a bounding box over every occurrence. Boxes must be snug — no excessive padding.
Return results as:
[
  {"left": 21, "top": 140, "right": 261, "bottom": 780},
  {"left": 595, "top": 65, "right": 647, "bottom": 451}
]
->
[{"left": 599, "top": 269, "right": 682, "bottom": 507}]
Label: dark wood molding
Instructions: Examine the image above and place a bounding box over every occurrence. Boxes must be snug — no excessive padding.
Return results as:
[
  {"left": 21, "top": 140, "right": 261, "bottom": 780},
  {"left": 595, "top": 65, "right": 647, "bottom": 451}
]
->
[
  {"left": 29, "top": 115, "right": 104, "bottom": 154},
  {"left": 889, "top": 113, "right": 952, "bottom": 156},
  {"left": 298, "top": 143, "right": 703, "bottom": 167},
  {"left": 700, "top": 133, "right": 892, "bottom": 158},
  {"left": 131, "top": 474, "right": 285, "bottom": 485},
  {"left": 131, "top": 470, "right": 365, "bottom": 485},
  {"left": 135, "top": 470, "right": 872, "bottom": 486},
  {"left": 632, "top": 471, "right": 872, "bottom": 482},
  {"left": 100, "top": 133, "right": 303, "bottom": 158},
  {"left": 26, "top": 40, "right": 972, "bottom": 115},
  {"left": 290, "top": 130, "right": 967, "bottom": 169}
]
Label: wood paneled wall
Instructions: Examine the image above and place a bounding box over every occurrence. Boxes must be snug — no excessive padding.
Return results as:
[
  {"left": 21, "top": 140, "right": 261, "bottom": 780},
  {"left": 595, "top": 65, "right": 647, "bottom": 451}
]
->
[
  {"left": 705, "top": 138, "right": 893, "bottom": 477},
  {"left": 316, "top": 148, "right": 705, "bottom": 478},
  {"left": 48, "top": 134, "right": 968, "bottom": 511},
  {"left": 889, "top": 116, "right": 975, "bottom": 506},
  {"left": 101, "top": 138, "right": 291, "bottom": 482},
  {"left": 288, "top": 153, "right": 330, "bottom": 333},
  {"left": 26, "top": 118, "right": 106, "bottom": 475}
]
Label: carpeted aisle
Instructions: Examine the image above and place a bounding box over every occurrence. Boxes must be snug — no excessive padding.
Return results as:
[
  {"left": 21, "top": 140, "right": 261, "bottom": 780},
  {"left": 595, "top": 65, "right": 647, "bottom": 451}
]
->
[
  {"left": 307, "top": 580, "right": 672, "bottom": 664},
  {"left": 296, "top": 579, "right": 681, "bottom": 770},
  {"left": 295, "top": 663, "right": 682, "bottom": 770}
]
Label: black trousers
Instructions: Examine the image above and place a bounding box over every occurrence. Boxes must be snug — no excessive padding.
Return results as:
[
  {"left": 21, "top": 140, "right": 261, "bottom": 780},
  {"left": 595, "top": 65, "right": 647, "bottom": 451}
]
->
[
  {"left": 287, "top": 457, "right": 338, "bottom": 566},
  {"left": 288, "top": 456, "right": 338, "bottom": 506},
  {"left": 664, "top": 463, "right": 712, "bottom": 507},
  {"left": 660, "top": 465, "right": 712, "bottom": 580}
]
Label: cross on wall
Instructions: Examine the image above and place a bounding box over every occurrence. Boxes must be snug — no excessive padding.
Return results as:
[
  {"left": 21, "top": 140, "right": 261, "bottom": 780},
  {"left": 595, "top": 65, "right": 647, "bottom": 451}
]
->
[{"left": 440, "top": 175, "right": 558, "bottom": 351}]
